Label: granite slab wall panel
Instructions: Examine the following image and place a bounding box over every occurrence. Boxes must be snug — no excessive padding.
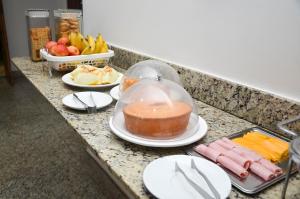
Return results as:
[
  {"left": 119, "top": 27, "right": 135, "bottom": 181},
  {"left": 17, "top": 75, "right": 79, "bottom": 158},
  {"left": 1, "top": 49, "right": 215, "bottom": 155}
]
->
[
  {"left": 110, "top": 46, "right": 149, "bottom": 69},
  {"left": 109, "top": 45, "right": 300, "bottom": 135}
]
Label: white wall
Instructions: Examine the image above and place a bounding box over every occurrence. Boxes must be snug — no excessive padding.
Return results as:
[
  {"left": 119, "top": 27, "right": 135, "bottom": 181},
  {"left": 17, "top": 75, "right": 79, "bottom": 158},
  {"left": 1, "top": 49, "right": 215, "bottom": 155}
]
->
[
  {"left": 2, "top": 0, "right": 67, "bottom": 58},
  {"left": 83, "top": 0, "right": 300, "bottom": 102}
]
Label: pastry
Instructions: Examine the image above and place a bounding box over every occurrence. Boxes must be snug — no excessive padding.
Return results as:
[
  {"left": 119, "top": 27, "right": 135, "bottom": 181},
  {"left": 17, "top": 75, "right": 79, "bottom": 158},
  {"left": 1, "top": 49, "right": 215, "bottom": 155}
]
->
[{"left": 70, "top": 64, "right": 120, "bottom": 85}]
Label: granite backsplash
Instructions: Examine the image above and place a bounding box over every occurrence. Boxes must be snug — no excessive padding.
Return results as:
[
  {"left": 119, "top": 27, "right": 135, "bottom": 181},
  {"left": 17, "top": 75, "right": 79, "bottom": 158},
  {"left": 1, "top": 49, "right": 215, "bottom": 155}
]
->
[{"left": 110, "top": 45, "right": 300, "bottom": 136}]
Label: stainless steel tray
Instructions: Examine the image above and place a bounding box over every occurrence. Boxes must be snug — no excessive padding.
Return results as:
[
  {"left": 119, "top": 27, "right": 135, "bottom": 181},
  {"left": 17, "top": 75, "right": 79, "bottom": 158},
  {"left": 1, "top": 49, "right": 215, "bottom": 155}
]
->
[{"left": 185, "top": 126, "right": 298, "bottom": 194}]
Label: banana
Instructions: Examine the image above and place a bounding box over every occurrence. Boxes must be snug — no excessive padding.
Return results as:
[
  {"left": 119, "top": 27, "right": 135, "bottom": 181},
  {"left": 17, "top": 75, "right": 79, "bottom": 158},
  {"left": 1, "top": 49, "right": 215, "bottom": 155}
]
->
[
  {"left": 81, "top": 38, "right": 89, "bottom": 51},
  {"left": 100, "top": 41, "right": 108, "bottom": 53},
  {"left": 69, "top": 32, "right": 107, "bottom": 54},
  {"left": 69, "top": 32, "right": 83, "bottom": 52},
  {"left": 74, "top": 33, "right": 83, "bottom": 50},
  {"left": 76, "top": 33, "right": 89, "bottom": 52},
  {"left": 94, "top": 34, "right": 104, "bottom": 53},
  {"left": 69, "top": 32, "right": 77, "bottom": 46},
  {"left": 81, "top": 45, "right": 93, "bottom": 55},
  {"left": 86, "top": 35, "right": 95, "bottom": 53}
]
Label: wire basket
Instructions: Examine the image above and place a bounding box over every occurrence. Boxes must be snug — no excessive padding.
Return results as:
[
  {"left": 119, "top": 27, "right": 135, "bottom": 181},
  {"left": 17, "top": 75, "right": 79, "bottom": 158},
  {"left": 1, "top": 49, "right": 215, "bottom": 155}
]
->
[{"left": 40, "top": 48, "right": 114, "bottom": 72}]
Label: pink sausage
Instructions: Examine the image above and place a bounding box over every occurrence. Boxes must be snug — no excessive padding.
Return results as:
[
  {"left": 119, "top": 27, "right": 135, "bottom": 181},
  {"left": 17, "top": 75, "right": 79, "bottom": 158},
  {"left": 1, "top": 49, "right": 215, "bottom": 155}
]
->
[
  {"left": 209, "top": 142, "right": 251, "bottom": 170},
  {"left": 194, "top": 144, "right": 221, "bottom": 162},
  {"left": 209, "top": 142, "right": 228, "bottom": 152},
  {"left": 217, "top": 156, "right": 249, "bottom": 179},
  {"left": 250, "top": 162, "right": 275, "bottom": 181},
  {"left": 223, "top": 150, "right": 252, "bottom": 170},
  {"left": 231, "top": 146, "right": 262, "bottom": 162},
  {"left": 222, "top": 137, "right": 239, "bottom": 147},
  {"left": 215, "top": 140, "right": 235, "bottom": 150},
  {"left": 258, "top": 159, "right": 283, "bottom": 176},
  {"left": 221, "top": 137, "right": 263, "bottom": 161}
]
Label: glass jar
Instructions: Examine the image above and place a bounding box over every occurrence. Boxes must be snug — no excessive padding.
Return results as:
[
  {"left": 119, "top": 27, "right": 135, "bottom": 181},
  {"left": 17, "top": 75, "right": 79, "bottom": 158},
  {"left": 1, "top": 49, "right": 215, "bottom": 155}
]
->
[
  {"left": 54, "top": 9, "right": 82, "bottom": 39},
  {"left": 26, "top": 9, "right": 51, "bottom": 61}
]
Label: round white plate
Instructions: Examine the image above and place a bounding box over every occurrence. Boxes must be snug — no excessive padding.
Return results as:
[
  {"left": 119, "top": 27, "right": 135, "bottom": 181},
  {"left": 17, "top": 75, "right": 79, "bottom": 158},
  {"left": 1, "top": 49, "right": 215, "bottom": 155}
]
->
[
  {"left": 62, "top": 73, "right": 123, "bottom": 88},
  {"left": 109, "top": 114, "right": 208, "bottom": 147},
  {"left": 143, "top": 155, "right": 231, "bottom": 199},
  {"left": 62, "top": 91, "right": 112, "bottom": 110},
  {"left": 110, "top": 85, "right": 120, "bottom": 100}
]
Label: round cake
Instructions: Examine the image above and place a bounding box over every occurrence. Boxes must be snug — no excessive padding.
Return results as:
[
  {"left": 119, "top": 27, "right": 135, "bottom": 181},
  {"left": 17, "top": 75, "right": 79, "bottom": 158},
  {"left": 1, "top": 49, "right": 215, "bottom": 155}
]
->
[
  {"left": 123, "top": 101, "right": 192, "bottom": 139},
  {"left": 121, "top": 77, "right": 139, "bottom": 91}
]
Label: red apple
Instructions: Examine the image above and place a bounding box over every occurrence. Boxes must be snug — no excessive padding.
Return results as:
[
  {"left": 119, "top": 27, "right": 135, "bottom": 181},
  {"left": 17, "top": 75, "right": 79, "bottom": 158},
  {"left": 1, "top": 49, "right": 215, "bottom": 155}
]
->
[
  {"left": 48, "top": 46, "right": 56, "bottom": 55},
  {"left": 49, "top": 44, "right": 69, "bottom": 56},
  {"left": 67, "top": 46, "right": 80, "bottom": 56},
  {"left": 57, "top": 37, "right": 69, "bottom": 45},
  {"left": 45, "top": 41, "right": 57, "bottom": 51}
]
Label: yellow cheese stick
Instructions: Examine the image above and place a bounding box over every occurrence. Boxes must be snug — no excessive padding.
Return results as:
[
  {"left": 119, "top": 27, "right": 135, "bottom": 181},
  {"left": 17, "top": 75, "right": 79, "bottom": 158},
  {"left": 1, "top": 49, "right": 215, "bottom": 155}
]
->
[
  {"left": 245, "top": 131, "right": 269, "bottom": 140},
  {"left": 233, "top": 132, "right": 289, "bottom": 163},
  {"left": 243, "top": 136, "right": 286, "bottom": 161},
  {"left": 261, "top": 140, "right": 286, "bottom": 160},
  {"left": 245, "top": 132, "right": 289, "bottom": 159},
  {"left": 233, "top": 138, "right": 273, "bottom": 161},
  {"left": 268, "top": 137, "right": 289, "bottom": 150}
]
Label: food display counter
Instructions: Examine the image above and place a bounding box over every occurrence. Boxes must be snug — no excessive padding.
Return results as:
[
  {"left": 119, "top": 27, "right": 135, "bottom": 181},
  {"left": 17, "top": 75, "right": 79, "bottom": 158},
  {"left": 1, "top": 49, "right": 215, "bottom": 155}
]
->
[{"left": 12, "top": 57, "right": 300, "bottom": 199}]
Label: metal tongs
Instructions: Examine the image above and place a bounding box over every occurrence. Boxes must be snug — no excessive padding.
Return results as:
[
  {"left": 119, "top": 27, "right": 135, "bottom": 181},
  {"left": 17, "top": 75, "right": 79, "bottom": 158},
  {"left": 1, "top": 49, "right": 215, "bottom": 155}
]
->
[
  {"left": 73, "top": 93, "right": 97, "bottom": 113},
  {"left": 175, "top": 159, "right": 220, "bottom": 199}
]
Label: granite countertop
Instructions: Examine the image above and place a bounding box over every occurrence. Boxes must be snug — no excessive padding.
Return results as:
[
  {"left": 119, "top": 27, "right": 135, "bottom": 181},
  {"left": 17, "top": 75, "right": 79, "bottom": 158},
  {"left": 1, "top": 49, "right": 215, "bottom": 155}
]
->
[{"left": 12, "top": 57, "right": 299, "bottom": 199}]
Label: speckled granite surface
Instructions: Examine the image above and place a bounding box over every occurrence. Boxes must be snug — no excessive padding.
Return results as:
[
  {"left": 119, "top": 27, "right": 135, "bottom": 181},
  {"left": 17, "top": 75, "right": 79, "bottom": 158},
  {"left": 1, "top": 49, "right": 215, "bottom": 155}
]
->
[
  {"left": 110, "top": 46, "right": 300, "bottom": 135},
  {"left": 12, "top": 57, "right": 300, "bottom": 199}
]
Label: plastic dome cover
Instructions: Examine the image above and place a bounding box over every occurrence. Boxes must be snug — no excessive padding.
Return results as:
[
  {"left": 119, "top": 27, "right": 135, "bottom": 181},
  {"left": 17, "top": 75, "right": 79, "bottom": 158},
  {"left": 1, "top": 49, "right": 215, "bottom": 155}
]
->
[
  {"left": 119, "top": 59, "right": 181, "bottom": 94},
  {"left": 112, "top": 78, "right": 199, "bottom": 140}
]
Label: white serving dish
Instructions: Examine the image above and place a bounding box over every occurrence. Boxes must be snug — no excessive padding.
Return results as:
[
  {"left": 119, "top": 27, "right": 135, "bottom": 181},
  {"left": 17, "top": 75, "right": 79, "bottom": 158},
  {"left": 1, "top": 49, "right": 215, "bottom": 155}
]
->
[
  {"left": 62, "top": 91, "right": 112, "bottom": 111},
  {"left": 143, "top": 155, "right": 231, "bottom": 199},
  {"left": 109, "top": 114, "right": 208, "bottom": 147},
  {"left": 110, "top": 85, "right": 120, "bottom": 100},
  {"left": 62, "top": 72, "right": 123, "bottom": 89}
]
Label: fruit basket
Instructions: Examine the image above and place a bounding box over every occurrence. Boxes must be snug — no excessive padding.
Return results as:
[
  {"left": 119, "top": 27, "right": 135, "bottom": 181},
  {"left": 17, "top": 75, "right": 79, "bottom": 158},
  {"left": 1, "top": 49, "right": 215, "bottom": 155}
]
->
[{"left": 40, "top": 48, "right": 114, "bottom": 71}]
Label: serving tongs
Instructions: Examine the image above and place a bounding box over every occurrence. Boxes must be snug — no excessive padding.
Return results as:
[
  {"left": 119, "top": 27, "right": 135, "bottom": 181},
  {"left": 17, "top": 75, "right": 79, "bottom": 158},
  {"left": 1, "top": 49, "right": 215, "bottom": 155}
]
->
[
  {"left": 175, "top": 160, "right": 220, "bottom": 199},
  {"left": 191, "top": 159, "right": 221, "bottom": 199},
  {"left": 73, "top": 93, "right": 97, "bottom": 113}
]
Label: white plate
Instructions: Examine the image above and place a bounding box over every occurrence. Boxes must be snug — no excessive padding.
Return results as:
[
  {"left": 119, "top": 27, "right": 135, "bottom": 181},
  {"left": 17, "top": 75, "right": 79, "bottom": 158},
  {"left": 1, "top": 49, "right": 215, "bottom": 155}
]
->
[
  {"left": 62, "top": 73, "right": 123, "bottom": 89},
  {"left": 62, "top": 91, "right": 112, "bottom": 110},
  {"left": 143, "top": 155, "right": 231, "bottom": 199},
  {"left": 109, "top": 114, "right": 208, "bottom": 147},
  {"left": 110, "top": 85, "right": 120, "bottom": 100}
]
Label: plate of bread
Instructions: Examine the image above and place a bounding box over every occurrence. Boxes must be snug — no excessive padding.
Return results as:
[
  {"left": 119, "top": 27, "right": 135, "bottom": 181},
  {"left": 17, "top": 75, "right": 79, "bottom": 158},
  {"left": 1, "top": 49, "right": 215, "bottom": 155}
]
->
[{"left": 62, "top": 64, "right": 123, "bottom": 88}]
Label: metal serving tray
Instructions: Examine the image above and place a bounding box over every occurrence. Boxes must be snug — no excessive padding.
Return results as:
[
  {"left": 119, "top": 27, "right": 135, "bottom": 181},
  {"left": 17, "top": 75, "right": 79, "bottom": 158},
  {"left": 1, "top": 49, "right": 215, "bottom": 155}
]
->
[{"left": 185, "top": 127, "right": 298, "bottom": 194}]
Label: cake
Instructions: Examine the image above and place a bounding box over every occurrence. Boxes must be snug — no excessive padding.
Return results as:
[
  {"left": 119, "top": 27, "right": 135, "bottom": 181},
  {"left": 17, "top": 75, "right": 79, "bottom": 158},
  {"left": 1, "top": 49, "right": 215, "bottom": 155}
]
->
[
  {"left": 123, "top": 101, "right": 192, "bottom": 139},
  {"left": 121, "top": 77, "right": 139, "bottom": 91}
]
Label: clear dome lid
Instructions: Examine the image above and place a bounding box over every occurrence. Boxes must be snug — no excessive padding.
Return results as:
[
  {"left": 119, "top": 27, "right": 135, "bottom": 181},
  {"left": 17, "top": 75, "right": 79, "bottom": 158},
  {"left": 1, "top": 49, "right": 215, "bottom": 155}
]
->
[
  {"left": 119, "top": 60, "right": 181, "bottom": 95},
  {"left": 112, "top": 78, "right": 199, "bottom": 140}
]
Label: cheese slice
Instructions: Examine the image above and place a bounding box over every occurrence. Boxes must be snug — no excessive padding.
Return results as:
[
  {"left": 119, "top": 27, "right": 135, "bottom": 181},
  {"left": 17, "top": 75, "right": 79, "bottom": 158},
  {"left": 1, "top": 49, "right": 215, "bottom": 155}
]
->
[
  {"left": 232, "top": 132, "right": 289, "bottom": 163},
  {"left": 233, "top": 138, "right": 273, "bottom": 160}
]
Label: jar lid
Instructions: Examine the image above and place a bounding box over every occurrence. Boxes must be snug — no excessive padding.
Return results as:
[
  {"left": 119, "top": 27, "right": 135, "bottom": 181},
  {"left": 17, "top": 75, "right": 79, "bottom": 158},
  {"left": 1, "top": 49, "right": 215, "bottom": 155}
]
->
[
  {"left": 26, "top": 9, "right": 49, "bottom": 18},
  {"left": 54, "top": 9, "right": 82, "bottom": 18}
]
